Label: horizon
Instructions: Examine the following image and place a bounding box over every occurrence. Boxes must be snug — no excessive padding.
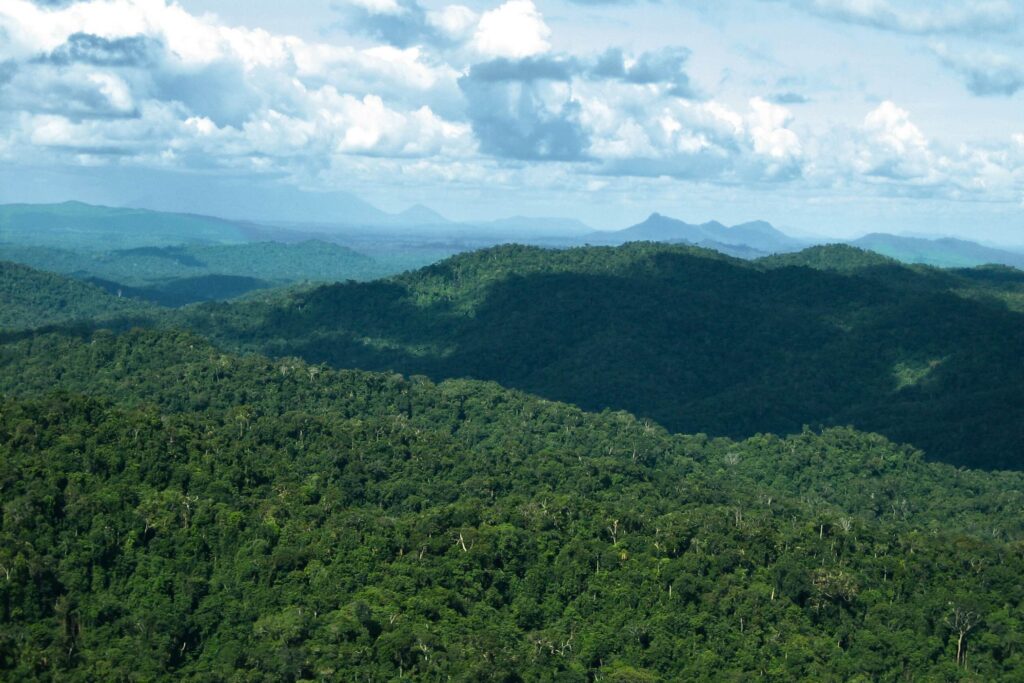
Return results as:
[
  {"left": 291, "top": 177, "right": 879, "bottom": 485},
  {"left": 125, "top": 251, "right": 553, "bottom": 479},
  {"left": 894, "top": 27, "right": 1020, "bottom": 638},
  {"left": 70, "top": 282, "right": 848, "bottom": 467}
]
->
[
  {"left": 1, "top": 0, "right": 1022, "bottom": 243},
  {"left": 5, "top": 197, "right": 1024, "bottom": 252}
]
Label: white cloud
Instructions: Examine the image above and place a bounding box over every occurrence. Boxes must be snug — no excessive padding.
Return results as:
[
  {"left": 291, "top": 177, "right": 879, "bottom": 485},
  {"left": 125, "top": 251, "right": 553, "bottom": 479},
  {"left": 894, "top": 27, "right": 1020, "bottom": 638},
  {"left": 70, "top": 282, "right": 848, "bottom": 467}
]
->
[
  {"left": 0, "top": 0, "right": 1020, "bottom": 216},
  {"left": 576, "top": 84, "right": 803, "bottom": 182},
  {"left": 856, "top": 100, "right": 934, "bottom": 179},
  {"left": 471, "top": 0, "right": 550, "bottom": 59},
  {"left": 747, "top": 97, "right": 802, "bottom": 161},
  {"left": 427, "top": 4, "right": 479, "bottom": 41},
  {"left": 87, "top": 71, "right": 135, "bottom": 112}
]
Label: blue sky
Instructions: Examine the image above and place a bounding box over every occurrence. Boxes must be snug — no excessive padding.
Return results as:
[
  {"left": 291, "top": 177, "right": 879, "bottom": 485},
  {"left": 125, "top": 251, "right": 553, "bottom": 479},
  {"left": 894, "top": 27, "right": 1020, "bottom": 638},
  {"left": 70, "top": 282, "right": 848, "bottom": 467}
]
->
[{"left": 0, "top": 0, "right": 1022, "bottom": 242}]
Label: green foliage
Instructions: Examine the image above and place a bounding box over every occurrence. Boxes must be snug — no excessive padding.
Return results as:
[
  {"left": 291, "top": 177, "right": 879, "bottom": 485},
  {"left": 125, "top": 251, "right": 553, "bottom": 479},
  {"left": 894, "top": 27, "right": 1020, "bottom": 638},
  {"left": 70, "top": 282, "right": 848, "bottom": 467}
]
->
[
  {"left": 1, "top": 329, "right": 1024, "bottom": 680},
  {"left": 757, "top": 244, "right": 898, "bottom": 271},
  {"left": 169, "top": 242, "right": 1024, "bottom": 469},
  {"left": 0, "top": 261, "right": 150, "bottom": 330},
  {"left": 0, "top": 240, "right": 406, "bottom": 307}
]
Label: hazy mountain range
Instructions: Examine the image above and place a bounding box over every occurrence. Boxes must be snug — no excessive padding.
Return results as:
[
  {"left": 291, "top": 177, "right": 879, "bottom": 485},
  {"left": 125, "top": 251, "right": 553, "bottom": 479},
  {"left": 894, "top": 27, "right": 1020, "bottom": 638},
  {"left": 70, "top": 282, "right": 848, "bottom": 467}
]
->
[{"left": 3, "top": 200, "right": 1024, "bottom": 274}]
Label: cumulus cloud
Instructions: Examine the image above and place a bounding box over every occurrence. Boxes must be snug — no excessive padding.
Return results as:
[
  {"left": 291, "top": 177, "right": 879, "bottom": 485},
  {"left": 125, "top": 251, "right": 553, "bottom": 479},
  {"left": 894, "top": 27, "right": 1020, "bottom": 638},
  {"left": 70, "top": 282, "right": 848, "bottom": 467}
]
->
[
  {"left": 590, "top": 47, "right": 697, "bottom": 98},
  {"left": 933, "top": 44, "right": 1024, "bottom": 96},
  {"left": 0, "top": 0, "right": 1021, "bottom": 213},
  {"left": 854, "top": 100, "right": 934, "bottom": 180},
  {"left": 459, "top": 60, "right": 588, "bottom": 161},
  {"left": 581, "top": 93, "right": 804, "bottom": 182},
  {"left": 0, "top": 0, "right": 468, "bottom": 172},
  {"left": 39, "top": 32, "right": 157, "bottom": 67},
  {"left": 471, "top": 0, "right": 551, "bottom": 59},
  {"left": 820, "top": 100, "right": 1024, "bottom": 203},
  {"left": 336, "top": 0, "right": 445, "bottom": 48}
]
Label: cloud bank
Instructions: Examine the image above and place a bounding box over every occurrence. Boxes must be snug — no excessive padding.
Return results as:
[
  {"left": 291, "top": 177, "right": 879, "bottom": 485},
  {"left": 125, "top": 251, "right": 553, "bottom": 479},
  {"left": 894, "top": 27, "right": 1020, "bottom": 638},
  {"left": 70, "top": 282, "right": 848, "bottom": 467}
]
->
[{"left": 0, "top": 0, "right": 1021, "bottom": 217}]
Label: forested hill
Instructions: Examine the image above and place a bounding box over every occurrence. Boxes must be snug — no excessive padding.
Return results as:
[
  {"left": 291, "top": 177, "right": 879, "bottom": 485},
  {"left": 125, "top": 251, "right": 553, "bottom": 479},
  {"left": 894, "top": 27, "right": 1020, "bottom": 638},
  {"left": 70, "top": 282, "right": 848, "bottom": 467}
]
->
[
  {"left": 2, "top": 329, "right": 1024, "bottom": 679},
  {"left": 0, "top": 240, "right": 382, "bottom": 287},
  {"left": 0, "top": 201, "right": 252, "bottom": 249},
  {"left": 172, "top": 242, "right": 1024, "bottom": 470},
  {"left": 0, "top": 261, "right": 150, "bottom": 330},
  {"left": 756, "top": 244, "right": 899, "bottom": 271}
]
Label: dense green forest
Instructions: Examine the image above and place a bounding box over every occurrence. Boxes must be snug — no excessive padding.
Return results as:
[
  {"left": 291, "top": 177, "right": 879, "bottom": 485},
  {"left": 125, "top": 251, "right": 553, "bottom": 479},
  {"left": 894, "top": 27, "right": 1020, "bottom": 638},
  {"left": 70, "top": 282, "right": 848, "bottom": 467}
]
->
[
  {"left": 0, "top": 261, "right": 151, "bottom": 330},
  {"left": 0, "top": 241, "right": 395, "bottom": 307},
  {"left": 2, "top": 329, "right": 1024, "bottom": 680},
  {"left": 167, "top": 242, "right": 1024, "bottom": 470}
]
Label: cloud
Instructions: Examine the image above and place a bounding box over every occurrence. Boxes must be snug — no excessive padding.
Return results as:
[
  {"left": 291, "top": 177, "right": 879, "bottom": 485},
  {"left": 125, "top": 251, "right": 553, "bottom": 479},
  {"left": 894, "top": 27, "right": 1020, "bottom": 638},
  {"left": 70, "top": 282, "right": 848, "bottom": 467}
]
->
[
  {"left": 0, "top": 60, "right": 17, "bottom": 86},
  {"left": 456, "top": 47, "right": 702, "bottom": 162},
  {"left": 933, "top": 45, "right": 1024, "bottom": 96},
  {"left": 590, "top": 47, "right": 697, "bottom": 98},
  {"left": 459, "top": 61, "right": 589, "bottom": 161},
  {"left": 471, "top": 0, "right": 550, "bottom": 59},
  {"left": 580, "top": 90, "right": 804, "bottom": 182},
  {"left": 768, "top": 91, "right": 809, "bottom": 104},
  {"left": 469, "top": 56, "right": 577, "bottom": 82},
  {"left": 778, "top": 0, "right": 1021, "bottom": 35},
  {"left": 1, "top": 0, "right": 1020, "bottom": 214},
  {"left": 854, "top": 100, "right": 934, "bottom": 180},
  {"left": 0, "top": 0, "right": 470, "bottom": 173},
  {"left": 336, "top": 0, "right": 447, "bottom": 48},
  {"left": 39, "top": 32, "right": 157, "bottom": 67},
  {"left": 818, "top": 101, "right": 1024, "bottom": 204}
]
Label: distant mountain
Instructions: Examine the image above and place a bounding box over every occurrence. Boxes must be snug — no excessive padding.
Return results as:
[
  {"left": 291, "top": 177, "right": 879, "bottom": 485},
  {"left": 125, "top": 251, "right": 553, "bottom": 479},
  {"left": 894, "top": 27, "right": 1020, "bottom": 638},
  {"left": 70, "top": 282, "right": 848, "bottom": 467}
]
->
[
  {"left": 851, "top": 233, "right": 1024, "bottom": 269},
  {"left": 0, "top": 201, "right": 261, "bottom": 250},
  {"left": 394, "top": 204, "right": 450, "bottom": 226},
  {"left": 0, "top": 260, "right": 148, "bottom": 330},
  {"left": 589, "top": 213, "right": 806, "bottom": 254},
  {"left": 129, "top": 183, "right": 392, "bottom": 226}
]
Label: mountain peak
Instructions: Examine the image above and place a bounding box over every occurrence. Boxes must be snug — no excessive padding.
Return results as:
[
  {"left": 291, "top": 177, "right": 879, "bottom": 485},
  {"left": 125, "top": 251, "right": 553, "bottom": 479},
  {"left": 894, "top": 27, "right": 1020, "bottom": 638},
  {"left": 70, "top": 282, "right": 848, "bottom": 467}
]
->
[{"left": 396, "top": 204, "right": 449, "bottom": 225}]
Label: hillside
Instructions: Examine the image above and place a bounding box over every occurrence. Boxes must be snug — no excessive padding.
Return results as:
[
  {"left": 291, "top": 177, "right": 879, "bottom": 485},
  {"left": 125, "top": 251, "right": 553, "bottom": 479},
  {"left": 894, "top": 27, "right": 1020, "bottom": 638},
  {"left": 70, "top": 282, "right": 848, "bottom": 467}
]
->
[
  {"left": 852, "top": 233, "right": 1024, "bottom": 269},
  {"left": 1, "top": 329, "right": 1023, "bottom": 679},
  {"left": 0, "top": 261, "right": 150, "bottom": 330},
  {"left": 171, "top": 243, "right": 1024, "bottom": 470},
  {"left": 759, "top": 244, "right": 1024, "bottom": 313},
  {"left": 0, "top": 240, "right": 389, "bottom": 306},
  {"left": 0, "top": 201, "right": 264, "bottom": 250},
  {"left": 757, "top": 244, "right": 898, "bottom": 271}
]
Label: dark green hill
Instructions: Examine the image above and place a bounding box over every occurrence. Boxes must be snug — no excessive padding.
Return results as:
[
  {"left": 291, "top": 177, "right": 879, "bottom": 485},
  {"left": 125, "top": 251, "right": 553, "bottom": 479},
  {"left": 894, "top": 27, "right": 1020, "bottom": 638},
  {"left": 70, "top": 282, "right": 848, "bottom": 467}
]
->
[
  {"left": 1, "top": 329, "right": 1024, "bottom": 679},
  {"left": 757, "top": 244, "right": 897, "bottom": 271},
  {"left": 0, "top": 261, "right": 149, "bottom": 330},
  {"left": 171, "top": 242, "right": 1024, "bottom": 470},
  {"left": 760, "top": 244, "right": 1024, "bottom": 313}
]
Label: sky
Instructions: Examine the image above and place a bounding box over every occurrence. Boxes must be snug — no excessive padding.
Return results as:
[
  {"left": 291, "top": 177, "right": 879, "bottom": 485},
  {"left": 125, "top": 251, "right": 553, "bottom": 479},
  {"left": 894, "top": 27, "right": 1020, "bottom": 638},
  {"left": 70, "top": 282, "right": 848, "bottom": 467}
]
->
[{"left": 0, "top": 0, "right": 1022, "bottom": 242}]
